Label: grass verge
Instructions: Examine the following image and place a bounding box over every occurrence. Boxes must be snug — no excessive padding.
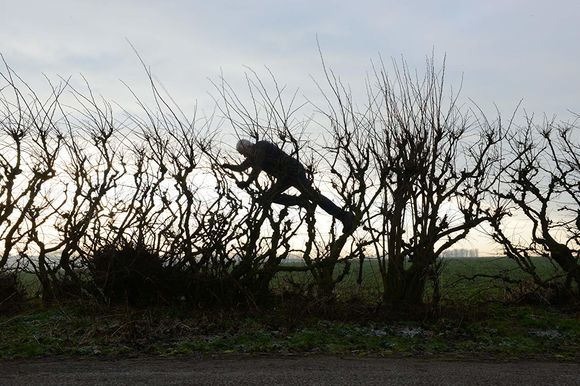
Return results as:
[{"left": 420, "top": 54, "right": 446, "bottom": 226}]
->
[
  {"left": 1, "top": 301, "right": 578, "bottom": 361},
  {"left": 2, "top": 257, "right": 577, "bottom": 361}
]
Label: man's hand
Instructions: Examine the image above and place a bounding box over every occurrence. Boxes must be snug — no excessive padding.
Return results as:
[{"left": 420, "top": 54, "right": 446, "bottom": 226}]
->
[{"left": 222, "top": 160, "right": 251, "bottom": 173}]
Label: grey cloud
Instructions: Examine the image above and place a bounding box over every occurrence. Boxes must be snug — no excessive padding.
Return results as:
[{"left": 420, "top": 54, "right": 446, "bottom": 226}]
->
[{"left": 0, "top": 0, "right": 578, "bottom": 117}]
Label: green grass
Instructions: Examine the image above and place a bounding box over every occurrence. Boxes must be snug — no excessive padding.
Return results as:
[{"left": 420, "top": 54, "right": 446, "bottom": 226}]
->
[
  {"left": 1, "top": 303, "right": 578, "bottom": 360},
  {"left": 1, "top": 257, "right": 577, "bottom": 360},
  {"left": 274, "top": 256, "right": 565, "bottom": 303}
]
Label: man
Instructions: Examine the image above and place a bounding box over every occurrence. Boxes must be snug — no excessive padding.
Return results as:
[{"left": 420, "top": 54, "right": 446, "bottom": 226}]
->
[{"left": 222, "top": 139, "right": 354, "bottom": 232}]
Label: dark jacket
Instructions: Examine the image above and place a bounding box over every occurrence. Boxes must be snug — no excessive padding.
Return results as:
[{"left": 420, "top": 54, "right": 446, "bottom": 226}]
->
[{"left": 248, "top": 141, "right": 305, "bottom": 179}]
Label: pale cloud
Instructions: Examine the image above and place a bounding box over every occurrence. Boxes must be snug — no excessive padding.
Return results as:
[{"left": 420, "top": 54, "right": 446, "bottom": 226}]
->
[
  {"left": 1, "top": 0, "right": 578, "bottom": 254},
  {"left": 1, "top": 0, "right": 579, "bottom": 117}
]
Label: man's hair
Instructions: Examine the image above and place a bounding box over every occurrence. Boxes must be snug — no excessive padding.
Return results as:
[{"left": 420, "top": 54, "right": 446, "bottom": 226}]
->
[{"left": 236, "top": 139, "right": 254, "bottom": 154}]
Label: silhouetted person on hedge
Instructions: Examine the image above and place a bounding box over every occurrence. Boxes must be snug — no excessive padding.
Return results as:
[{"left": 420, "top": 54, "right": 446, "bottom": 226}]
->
[{"left": 222, "top": 139, "right": 354, "bottom": 231}]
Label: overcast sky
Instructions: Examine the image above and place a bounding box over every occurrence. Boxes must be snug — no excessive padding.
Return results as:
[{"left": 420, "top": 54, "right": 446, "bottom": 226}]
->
[
  {"left": 1, "top": 0, "right": 579, "bottom": 120},
  {"left": 1, "top": 1, "right": 579, "bottom": 254}
]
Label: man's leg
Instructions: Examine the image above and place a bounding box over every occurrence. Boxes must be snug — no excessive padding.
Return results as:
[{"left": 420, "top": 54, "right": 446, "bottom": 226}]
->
[
  {"left": 271, "top": 193, "right": 310, "bottom": 208},
  {"left": 260, "top": 179, "right": 292, "bottom": 204},
  {"left": 294, "top": 174, "right": 352, "bottom": 226},
  {"left": 260, "top": 178, "right": 313, "bottom": 209}
]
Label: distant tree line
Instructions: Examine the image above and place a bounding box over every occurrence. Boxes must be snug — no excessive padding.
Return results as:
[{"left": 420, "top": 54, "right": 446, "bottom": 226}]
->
[
  {"left": 440, "top": 249, "right": 480, "bottom": 258},
  {"left": 0, "top": 55, "right": 577, "bottom": 309}
]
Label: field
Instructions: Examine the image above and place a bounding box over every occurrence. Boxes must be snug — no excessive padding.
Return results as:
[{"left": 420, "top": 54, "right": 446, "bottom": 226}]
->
[
  {"left": 276, "top": 256, "right": 564, "bottom": 303},
  {"left": 1, "top": 257, "right": 578, "bottom": 360}
]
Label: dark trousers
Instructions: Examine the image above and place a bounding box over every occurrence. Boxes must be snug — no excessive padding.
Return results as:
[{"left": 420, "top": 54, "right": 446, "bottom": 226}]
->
[{"left": 263, "top": 172, "right": 347, "bottom": 222}]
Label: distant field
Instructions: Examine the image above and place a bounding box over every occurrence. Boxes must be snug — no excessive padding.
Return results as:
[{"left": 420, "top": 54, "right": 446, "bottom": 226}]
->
[
  {"left": 14, "top": 256, "right": 562, "bottom": 304},
  {"left": 274, "top": 256, "right": 563, "bottom": 303}
]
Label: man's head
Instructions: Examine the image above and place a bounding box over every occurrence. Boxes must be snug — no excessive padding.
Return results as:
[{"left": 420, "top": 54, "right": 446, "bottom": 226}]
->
[{"left": 236, "top": 139, "right": 254, "bottom": 157}]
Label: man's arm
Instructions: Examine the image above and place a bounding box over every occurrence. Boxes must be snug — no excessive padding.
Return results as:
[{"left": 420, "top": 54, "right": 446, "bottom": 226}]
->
[
  {"left": 222, "top": 158, "right": 252, "bottom": 172},
  {"left": 222, "top": 158, "right": 261, "bottom": 188},
  {"left": 238, "top": 166, "right": 261, "bottom": 188},
  {"left": 224, "top": 142, "right": 267, "bottom": 188}
]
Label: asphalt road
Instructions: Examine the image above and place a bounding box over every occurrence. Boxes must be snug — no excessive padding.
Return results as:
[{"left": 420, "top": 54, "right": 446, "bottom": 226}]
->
[{"left": 1, "top": 356, "right": 579, "bottom": 386}]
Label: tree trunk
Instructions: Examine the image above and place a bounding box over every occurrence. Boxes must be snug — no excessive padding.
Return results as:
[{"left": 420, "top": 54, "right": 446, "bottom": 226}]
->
[
  {"left": 384, "top": 255, "right": 431, "bottom": 307},
  {"left": 402, "top": 269, "right": 428, "bottom": 305},
  {"left": 383, "top": 254, "right": 404, "bottom": 305},
  {"left": 546, "top": 240, "right": 580, "bottom": 290},
  {"left": 316, "top": 263, "right": 336, "bottom": 299}
]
